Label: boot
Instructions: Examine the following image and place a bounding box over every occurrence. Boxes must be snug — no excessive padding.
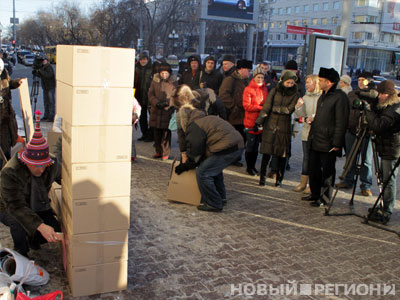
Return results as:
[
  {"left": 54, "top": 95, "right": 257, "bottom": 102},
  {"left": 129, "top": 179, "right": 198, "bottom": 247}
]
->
[
  {"left": 293, "top": 175, "right": 308, "bottom": 192},
  {"left": 245, "top": 152, "right": 256, "bottom": 176},
  {"left": 259, "top": 154, "right": 269, "bottom": 186},
  {"left": 251, "top": 152, "right": 259, "bottom": 175},
  {"left": 303, "top": 186, "right": 311, "bottom": 194}
]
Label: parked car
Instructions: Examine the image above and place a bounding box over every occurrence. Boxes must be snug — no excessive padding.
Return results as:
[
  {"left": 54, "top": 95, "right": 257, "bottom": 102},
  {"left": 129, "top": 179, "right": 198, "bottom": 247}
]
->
[
  {"left": 208, "top": 0, "right": 251, "bottom": 10},
  {"left": 23, "top": 54, "right": 35, "bottom": 66},
  {"left": 17, "top": 50, "right": 31, "bottom": 63}
]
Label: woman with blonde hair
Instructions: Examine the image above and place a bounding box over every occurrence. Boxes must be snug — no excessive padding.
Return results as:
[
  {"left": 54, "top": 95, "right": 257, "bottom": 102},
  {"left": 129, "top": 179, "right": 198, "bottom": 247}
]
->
[{"left": 293, "top": 74, "right": 321, "bottom": 192}]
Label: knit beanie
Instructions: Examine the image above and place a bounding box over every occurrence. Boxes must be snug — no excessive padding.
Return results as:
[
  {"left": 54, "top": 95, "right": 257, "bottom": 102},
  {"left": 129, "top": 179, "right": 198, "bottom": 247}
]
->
[{"left": 252, "top": 67, "right": 265, "bottom": 77}]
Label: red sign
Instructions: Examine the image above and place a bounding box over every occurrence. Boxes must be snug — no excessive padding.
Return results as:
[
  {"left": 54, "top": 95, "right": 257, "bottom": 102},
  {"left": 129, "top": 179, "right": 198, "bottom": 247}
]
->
[
  {"left": 393, "top": 23, "right": 400, "bottom": 31},
  {"left": 287, "top": 25, "right": 331, "bottom": 35}
]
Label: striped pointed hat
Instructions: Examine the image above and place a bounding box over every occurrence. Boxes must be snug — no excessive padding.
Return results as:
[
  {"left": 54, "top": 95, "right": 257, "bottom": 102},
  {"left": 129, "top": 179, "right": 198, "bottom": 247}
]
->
[{"left": 18, "top": 110, "right": 54, "bottom": 167}]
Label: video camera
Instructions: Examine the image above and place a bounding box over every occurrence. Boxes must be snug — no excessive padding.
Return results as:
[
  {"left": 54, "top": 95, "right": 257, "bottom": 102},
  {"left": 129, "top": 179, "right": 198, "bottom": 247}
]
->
[
  {"left": 32, "top": 55, "right": 45, "bottom": 76},
  {"left": 352, "top": 80, "right": 378, "bottom": 110}
]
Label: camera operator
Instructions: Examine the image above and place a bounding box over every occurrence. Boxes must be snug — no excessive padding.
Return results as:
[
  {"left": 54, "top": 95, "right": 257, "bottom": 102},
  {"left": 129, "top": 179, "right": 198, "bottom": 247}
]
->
[
  {"left": 33, "top": 56, "right": 56, "bottom": 122},
  {"left": 336, "top": 72, "right": 377, "bottom": 197},
  {"left": 363, "top": 80, "right": 400, "bottom": 224}
]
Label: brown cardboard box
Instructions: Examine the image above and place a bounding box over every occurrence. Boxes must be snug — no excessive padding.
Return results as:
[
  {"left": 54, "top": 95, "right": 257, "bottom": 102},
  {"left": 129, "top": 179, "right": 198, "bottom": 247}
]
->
[
  {"left": 167, "top": 161, "right": 201, "bottom": 206},
  {"left": 56, "top": 45, "right": 135, "bottom": 88},
  {"left": 67, "top": 260, "right": 127, "bottom": 297},
  {"left": 47, "top": 130, "right": 62, "bottom": 153},
  {"left": 49, "top": 182, "right": 62, "bottom": 218},
  {"left": 56, "top": 81, "right": 134, "bottom": 126},
  {"left": 64, "top": 224, "right": 128, "bottom": 266},
  {"left": 62, "top": 121, "right": 132, "bottom": 163},
  {"left": 61, "top": 160, "right": 131, "bottom": 200},
  {"left": 61, "top": 180, "right": 130, "bottom": 234}
]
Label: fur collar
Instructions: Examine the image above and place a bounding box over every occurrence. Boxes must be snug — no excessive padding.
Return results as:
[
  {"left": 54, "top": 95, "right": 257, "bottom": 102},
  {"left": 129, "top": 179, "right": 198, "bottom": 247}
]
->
[
  {"left": 277, "top": 81, "right": 298, "bottom": 96},
  {"left": 377, "top": 93, "right": 400, "bottom": 109},
  {"left": 178, "top": 104, "right": 206, "bottom": 132},
  {"left": 152, "top": 73, "right": 176, "bottom": 84}
]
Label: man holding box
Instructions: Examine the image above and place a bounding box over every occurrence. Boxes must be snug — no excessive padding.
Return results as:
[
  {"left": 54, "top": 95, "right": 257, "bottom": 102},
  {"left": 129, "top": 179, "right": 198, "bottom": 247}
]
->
[{"left": 0, "top": 112, "right": 62, "bottom": 258}]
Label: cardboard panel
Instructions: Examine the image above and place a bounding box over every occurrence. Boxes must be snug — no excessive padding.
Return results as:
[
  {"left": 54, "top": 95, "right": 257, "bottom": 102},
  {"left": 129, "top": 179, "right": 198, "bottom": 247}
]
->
[
  {"left": 56, "top": 81, "right": 134, "bottom": 126},
  {"left": 49, "top": 183, "right": 62, "bottom": 218},
  {"left": 67, "top": 260, "right": 127, "bottom": 297},
  {"left": 17, "top": 78, "right": 34, "bottom": 142},
  {"left": 61, "top": 160, "right": 131, "bottom": 200},
  {"left": 56, "top": 45, "right": 135, "bottom": 88},
  {"left": 167, "top": 161, "right": 201, "bottom": 206},
  {"left": 61, "top": 180, "right": 130, "bottom": 234},
  {"left": 61, "top": 122, "right": 132, "bottom": 163}
]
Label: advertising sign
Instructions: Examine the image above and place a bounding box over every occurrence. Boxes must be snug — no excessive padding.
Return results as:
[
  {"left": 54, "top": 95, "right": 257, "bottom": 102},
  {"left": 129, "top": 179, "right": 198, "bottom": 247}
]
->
[
  {"left": 381, "top": 0, "right": 400, "bottom": 33},
  {"left": 200, "top": 0, "right": 260, "bottom": 24},
  {"left": 287, "top": 25, "right": 331, "bottom": 35}
]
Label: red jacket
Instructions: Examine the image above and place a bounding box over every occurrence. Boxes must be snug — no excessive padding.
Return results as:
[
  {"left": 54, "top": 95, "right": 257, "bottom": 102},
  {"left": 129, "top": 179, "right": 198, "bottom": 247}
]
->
[{"left": 243, "top": 79, "right": 268, "bottom": 133}]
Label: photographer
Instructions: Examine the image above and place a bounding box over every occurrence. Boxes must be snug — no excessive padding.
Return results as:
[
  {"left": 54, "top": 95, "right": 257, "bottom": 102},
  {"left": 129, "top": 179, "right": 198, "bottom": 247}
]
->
[
  {"left": 33, "top": 56, "right": 56, "bottom": 122},
  {"left": 336, "top": 72, "right": 377, "bottom": 197},
  {"left": 364, "top": 80, "right": 400, "bottom": 224}
]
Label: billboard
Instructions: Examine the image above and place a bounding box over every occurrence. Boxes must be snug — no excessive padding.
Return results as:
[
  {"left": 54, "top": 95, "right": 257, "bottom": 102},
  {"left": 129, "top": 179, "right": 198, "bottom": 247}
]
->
[
  {"left": 306, "top": 34, "right": 346, "bottom": 75},
  {"left": 381, "top": 0, "right": 400, "bottom": 33},
  {"left": 287, "top": 25, "right": 331, "bottom": 35},
  {"left": 200, "top": 0, "right": 260, "bottom": 24}
]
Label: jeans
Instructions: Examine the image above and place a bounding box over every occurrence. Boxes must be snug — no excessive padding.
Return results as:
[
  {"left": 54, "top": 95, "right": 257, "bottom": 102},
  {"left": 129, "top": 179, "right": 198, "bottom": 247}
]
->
[
  {"left": 43, "top": 88, "right": 56, "bottom": 120},
  {"left": 196, "top": 148, "right": 243, "bottom": 209},
  {"left": 301, "top": 141, "right": 311, "bottom": 175},
  {"left": 0, "top": 209, "right": 60, "bottom": 256},
  {"left": 381, "top": 159, "right": 399, "bottom": 214},
  {"left": 343, "top": 131, "right": 373, "bottom": 191}
]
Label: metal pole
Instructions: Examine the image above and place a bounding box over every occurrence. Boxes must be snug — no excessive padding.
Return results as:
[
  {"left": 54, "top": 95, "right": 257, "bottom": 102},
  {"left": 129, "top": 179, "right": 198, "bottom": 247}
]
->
[
  {"left": 340, "top": 0, "right": 354, "bottom": 75},
  {"left": 199, "top": 20, "right": 206, "bottom": 54},
  {"left": 247, "top": 24, "right": 254, "bottom": 61},
  {"left": 302, "top": 25, "right": 308, "bottom": 75},
  {"left": 13, "top": 0, "right": 16, "bottom": 43},
  {"left": 253, "top": 27, "right": 259, "bottom": 63},
  {"left": 263, "top": 7, "right": 272, "bottom": 62}
]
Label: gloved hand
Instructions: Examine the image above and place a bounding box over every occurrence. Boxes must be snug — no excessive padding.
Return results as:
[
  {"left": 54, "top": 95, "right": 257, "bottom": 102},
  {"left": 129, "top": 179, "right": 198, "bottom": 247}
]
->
[
  {"left": 251, "top": 123, "right": 261, "bottom": 132},
  {"left": 362, "top": 100, "right": 372, "bottom": 111},
  {"left": 175, "top": 163, "right": 189, "bottom": 175},
  {"left": 156, "top": 101, "right": 168, "bottom": 109}
]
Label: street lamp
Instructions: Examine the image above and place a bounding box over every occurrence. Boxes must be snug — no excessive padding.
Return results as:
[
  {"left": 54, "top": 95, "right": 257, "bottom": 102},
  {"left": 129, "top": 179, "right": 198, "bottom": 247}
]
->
[{"left": 168, "top": 30, "right": 179, "bottom": 55}]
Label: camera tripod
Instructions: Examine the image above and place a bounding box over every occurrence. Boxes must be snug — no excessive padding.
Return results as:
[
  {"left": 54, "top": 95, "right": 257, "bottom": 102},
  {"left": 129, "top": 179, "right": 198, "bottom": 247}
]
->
[{"left": 30, "top": 74, "right": 40, "bottom": 112}]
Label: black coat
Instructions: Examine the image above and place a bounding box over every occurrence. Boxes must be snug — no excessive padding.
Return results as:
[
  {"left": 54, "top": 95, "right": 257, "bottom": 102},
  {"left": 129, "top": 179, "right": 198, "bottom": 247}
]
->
[
  {"left": 38, "top": 63, "right": 55, "bottom": 90},
  {"left": 199, "top": 69, "right": 223, "bottom": 95},
  {"left": 365, "top": 95, "right": 400, "bottom": 160},
  {"left": 308, "top": 84, "right": 349, "bottom": 152}
]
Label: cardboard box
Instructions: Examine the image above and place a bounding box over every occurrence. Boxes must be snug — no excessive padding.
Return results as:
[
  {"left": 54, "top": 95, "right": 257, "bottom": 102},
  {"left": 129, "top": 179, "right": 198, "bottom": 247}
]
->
[
  {"left": 47, "top": 130, "right": 62, "bottom": 153},
  {"left": 167, "top": 161, "right": 201, "bottom": 206},
  {"left": 64, "top": 226, "right": 128, "bottom": 266},
  {"left": 62, "top": 121, "right": 132, "bottom": 163},
  {"left": 18, "top": 78, "right": 34, "bottom": 142},
  {"left": 61, "top": 180, "right": 130, "bottom": 234},
  {"left": 49, "top": 182, "right": 62, "bottom": 218},
  {"left": 56, "top": 81, "right": 134, "bottom": 126},
  {"left": 62, "top": 160, "right": 131, "bottom": 200},
  {"left": 56, "top": 45, "right": 135, "bottom": 88},
  {"left": 67, "top": 260, "right": 127, "bottom": 297}
]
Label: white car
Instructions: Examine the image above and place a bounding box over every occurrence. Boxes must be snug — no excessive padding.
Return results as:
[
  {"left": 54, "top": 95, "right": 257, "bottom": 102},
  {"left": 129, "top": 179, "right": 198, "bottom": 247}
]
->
[
  {"left": 23, "top": 54, "right": 35, "bottom": 66},
  {"left": 208, "top": 0, "right": 251, "bottom": 10}
]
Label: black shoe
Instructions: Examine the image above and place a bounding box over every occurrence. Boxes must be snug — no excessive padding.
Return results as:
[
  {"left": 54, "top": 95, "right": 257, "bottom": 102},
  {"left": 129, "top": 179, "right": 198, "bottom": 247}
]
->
[
  {"left": 246, "top": 168, "right": 256, "bottom": 176},
  {"left": 310, "top": 200, "right": 326, "bottom": 207},
  {"left": 259, "top": 175, "right": 266, "bottom": 186},
  {"left": 222, "top": 199, "right": 227, "bottom": 206},
  {"left": 197, "top": 203, "right": 222, "bottom": 212},
  {"left": 252, "top": 167, "right": 259, "bottom": 175},
  {"left": 231, "top": 161, "right": 243, "bottom": 167},
  {"left": 301, "top": 195, "right": 319, "bottom": 201},
  {"left": 275, "top": 180, "right": 282, "bottom": 187}
]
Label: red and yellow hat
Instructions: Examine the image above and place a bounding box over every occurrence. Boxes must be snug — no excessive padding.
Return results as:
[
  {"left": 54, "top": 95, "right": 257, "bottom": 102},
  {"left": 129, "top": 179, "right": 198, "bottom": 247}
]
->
[{"left": 18, "top": 110, "right": 54, "bottom": 167}]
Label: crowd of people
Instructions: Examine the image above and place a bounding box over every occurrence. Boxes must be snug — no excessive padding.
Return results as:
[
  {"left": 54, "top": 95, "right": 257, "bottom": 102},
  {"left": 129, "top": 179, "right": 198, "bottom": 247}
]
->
[{"left": 133, "top": 53, "right": 400, "bottom": 223}]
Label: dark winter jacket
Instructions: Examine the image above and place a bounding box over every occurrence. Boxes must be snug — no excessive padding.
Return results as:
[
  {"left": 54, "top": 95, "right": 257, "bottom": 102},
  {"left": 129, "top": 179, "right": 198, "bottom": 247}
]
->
[
  {"left": 243, "top": 79, "right": 268, "bottom": 133},
  {"left": 219, "top": 70, "right": 249, "bottom": 125},
  {"left": 178, "top": 55, "right": 201, "bottom": 90},
  {"left": 347, "top": 87, "right": 378, "bottom": 135},
  {"left": 0, "top": 70, "right": 19, "bottom": 156},
  {"left": 148, "top": 74, "right": 176, "bottom": 129},
  {"left": 135, "top": 59, "right": 153, "bottom": 106},
  {"left": 365, "top": 94, "right": 400, "bottom": 160},
  {"left": 0, "top": 146, "right": 62, "bottom": 237},
  {"left": 308, "top": 84, "right": 349, "bottom": 152},
  {"left": 179, "top": 106, "right": 244, "bottom": 164},
  {"left": 199, "top": 68, "right": 223, "bottom": 95},
  {"left": 38, "top": 62, "right": 56, "bottom": 90},
  {"left": 255, "top": 82, "right": 299, "bottom": 156}
]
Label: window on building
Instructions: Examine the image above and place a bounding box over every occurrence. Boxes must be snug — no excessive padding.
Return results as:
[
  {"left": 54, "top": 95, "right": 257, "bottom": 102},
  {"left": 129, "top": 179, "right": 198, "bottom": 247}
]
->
[
  {"left": 279, "top": 8, "right": 284, "bottom": 15},
  {"left": 285, "top": 34, "right": 289, "bottom": 40},
  {"left": 287, "top": 7, "right": 292, "bottom": 14},
  {"left": 333, "top": 1, "right": 340, "bottom": 9},
  {"left": 270, "top": 34, "right": 273, "bottom": 40},
  {"left": 332, "top": 17, "right": 338, "bottom": 24},
  {"left": 295, "top": 6, "right": 300, "bottom": 13},
  {"left": 356, "top": 0, "right": 367, "bottom": 7},
  {"left": 323, "top": 3, "right": 329, "bottom": 10},
  {"left": 277, "top": 34, "right": 281, "bottom": 40},
  {"left": 313, "top": 4, "right": 318, "bottom": 11},
  {"left": 366, "top": 15, "right": 377, "bottom": 23},
  {"left": 379, "top": 33, "right": 385, "bottom": 41},
  {"left": 352, "top": 32, "right": 363, "bottom": 39},
  {"left": 263, "top": 22, "right": 268, "bottom": 29},
  {"left": 370, "top": 0, "right": 379, "bottom": 7},
  {"left": 355, "top": 16, "right": 365, "bottom": 22},
  {"left": 270, "top": 22, "right": 275, "bottom": 29},
  {"left": 303, "top": 19, "right": 308, "bottom": 25},
  {"left": 390, "top": 34, "right": 395, "bottom": 42},
  {"left": 312, "top": 18, "right": 318, "bottom": 25},
  {"left": 278, "top": 21, "right": 282, "bottom": 28},
  {"left": 293, "top": 34, "right": 297, "bottom": 40},
  {"left": 286, "top": 20, "right": 291, "bottom": 25},
  {"left": 271, "top": 8, "right": 276, "bottom": 15},
  {"left": 365, "top": 32, "right": 373, "bottom": 40},
  {"left": 294, "top": 20, "right": 299, "bottom": 26},
  {"left": 322, "top": 18, "right": 327, "bottom": 25},
  {"left": 304, "top": 5, "right": 309, "bottom": 12}
]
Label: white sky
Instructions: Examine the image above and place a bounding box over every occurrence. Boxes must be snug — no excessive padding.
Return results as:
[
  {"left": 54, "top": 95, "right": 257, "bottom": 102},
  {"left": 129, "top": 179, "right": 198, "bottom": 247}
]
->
[{"left": 0, "top": 0, "right": 99, "bottom": 36}]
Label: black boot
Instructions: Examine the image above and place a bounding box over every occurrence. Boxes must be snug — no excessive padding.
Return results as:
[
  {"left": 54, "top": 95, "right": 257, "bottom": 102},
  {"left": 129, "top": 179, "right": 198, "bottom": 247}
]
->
[
  {"left": 251, "top": 152, "right": 259, "bottom": 175},
  {"left": 245, "top": 152, "right": 256, "bottom": 176},
  {"left": 259, "top": 154, "right": 269, "bottom": 186}
]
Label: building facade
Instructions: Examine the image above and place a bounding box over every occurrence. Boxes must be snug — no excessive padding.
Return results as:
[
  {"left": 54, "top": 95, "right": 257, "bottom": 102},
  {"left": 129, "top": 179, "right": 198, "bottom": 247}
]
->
[{"left": 259, "top": 0, "right": 400, "bottom": 73}]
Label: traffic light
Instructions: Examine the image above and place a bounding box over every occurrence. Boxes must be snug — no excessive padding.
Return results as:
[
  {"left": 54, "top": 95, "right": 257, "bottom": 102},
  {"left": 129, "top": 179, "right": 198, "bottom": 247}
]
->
[{"left": 12, "top": 40, "right": 16, "bottom": 48}]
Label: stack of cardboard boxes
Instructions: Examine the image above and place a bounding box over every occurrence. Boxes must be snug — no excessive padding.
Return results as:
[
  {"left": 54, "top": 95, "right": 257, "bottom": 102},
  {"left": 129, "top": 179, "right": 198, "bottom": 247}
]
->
[{"left": 53, "top": 45, "right": 135, "bottom": 297}]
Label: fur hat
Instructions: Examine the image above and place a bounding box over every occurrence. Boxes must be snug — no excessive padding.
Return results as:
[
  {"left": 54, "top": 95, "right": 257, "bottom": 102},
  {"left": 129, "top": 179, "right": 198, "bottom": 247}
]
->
[
  {"left": 222, "top": 54, "right": 235, "bottom": 64},
  {"left": 204, "top": 55, "right": 216, "bottom": 64},
  {"left": 280, "top": 70, "right": 298, "bottom": 83},
  {"left": 377, "top": 80, "right": 396, "bottom": 95},
  {"left": 18, "top": 111, "right": 54, "bottom": 167},
  {"left": 318, "top": 67, "right": 340, "bottom": 83},
  {"left": 236, "top": 59, "right": 253, "bottom": 70},
  {"left": 252, "top": 67, "right": 265, "bottom": 77},
  {"left": 159, "top": 62, "right": 172, "bottom": 74},
  {"left": 139, "top": 53, "right": 149, "bottom": 60},
  {"left": 285, "top": 60, "right": 298, "bottom": 70},
  {"left": 187, "top": 55, "right": 200, "bottom": 64},
  {"left": 358, "top": 71, "right": 373, "bottom": 79},
  {"left": 340, "top": 75, "right": 351, "bottom": 85}
]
